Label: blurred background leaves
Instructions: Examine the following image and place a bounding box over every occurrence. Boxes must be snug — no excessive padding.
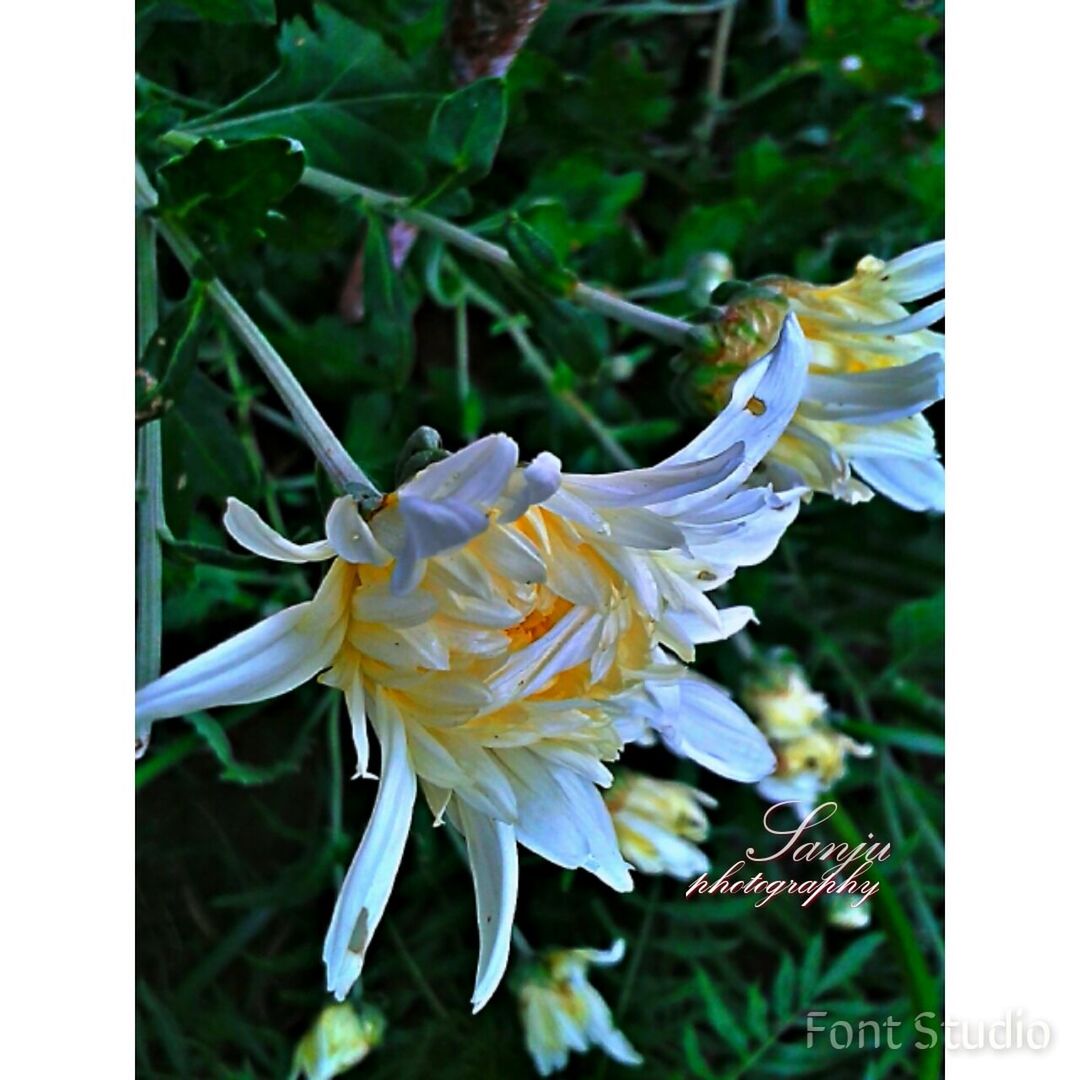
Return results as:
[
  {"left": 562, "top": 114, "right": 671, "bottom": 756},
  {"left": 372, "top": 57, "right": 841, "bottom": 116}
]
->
[{"left": 136, "top": 1, "right": 943, "bottom": 1076}]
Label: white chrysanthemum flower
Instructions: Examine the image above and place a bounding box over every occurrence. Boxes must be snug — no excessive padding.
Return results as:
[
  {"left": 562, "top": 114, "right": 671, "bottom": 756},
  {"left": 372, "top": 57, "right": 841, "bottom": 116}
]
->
[
  {"left": 289, "top": 1002, "right": 385, "bottom": 1080},
  {"left": 742, "top": 656, "right": 829, "bottom": 742},
  {"left": 135, "top": 317, "right": 809, "bottom": 1012},
  {"left": 604, "top": 769, "right": 715, "bottom": 880},
  {"left": 757, "top": 727, "right": 874, "bottom": 817},
  {"left": 517, "top": 939, "right": 641, "bottom": 1076},
  {"left": 680, "top": 241, "right": 944, "bottom": 511}
]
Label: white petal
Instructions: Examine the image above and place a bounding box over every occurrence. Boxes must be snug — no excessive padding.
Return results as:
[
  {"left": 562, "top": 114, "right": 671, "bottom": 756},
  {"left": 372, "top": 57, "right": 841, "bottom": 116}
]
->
[
  {"left": 853, "top": 454, "right": 945, "bottom": 512},
  {"left": 471, "top": 525, "right": 548, "bottom": 585},
  {"left": 665, "top": 314, "right": 810, "bottom": 477},
  {"left": 325, "top": 496, "right": 390, "bottom": 565},
  {"left": 343, "top": 669, "right": 373, "bottom": 779},
  {"left": 352, "top": 580, "right": 438, "bottom": 627},
  {"left": 878, "top": 240, "right": 944, "bottom": 302},
  {"left": 800, "top": 353, "right": 944, "bottom": 426},
  {"left": 656, "top": 673, "right": 777, "bottom": 782},
  {"left": 457, "top": 800, "right": 519, "bottom": 1013},
  {"left": 223, "top": 497, "right": 333, "bottom": 562},
  {"left": 323, "top": 698, "right": 417, "bottom": 1000},
  {"left": 404, "top": 433, "right": 518, "bottom": 507},
  {"left": 562, "top": 443, "right": 744, "bottom": 509},
  {"left": 392, "top": 495, "right": 489, "bottom": 595},
  {"left": 134, "top": 562, "right": 349, "bottom": 725},
  {"left": 498, "top": 452, "right": 563, "bottom": 523}
]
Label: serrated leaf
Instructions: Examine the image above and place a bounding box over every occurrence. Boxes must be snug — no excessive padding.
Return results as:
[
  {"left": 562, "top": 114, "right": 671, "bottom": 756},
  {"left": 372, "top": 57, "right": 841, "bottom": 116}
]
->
[
  {"left": 682, "top": 1024, "right": 715, "bottom": 1080},
  {"left": 428, "top": 77, "right": 507, "bottom": 183},
  {"left": 157, "top": 137, "right": 305, "bottom": 254},
  {"left": 772, "top": 953, "right": 797, "bottom": 1017},
  {"left": 179, "top": 7, "right": 430, "bottom": 191},
  {"left": 816, "top": 934, "right": 885, "bottom": 996},
  {"left": 695, "top": 967, "right": 748, "bottom": 1056},
  {"left": 745, "top": 984, "right": 770, "bottom": 1043}
]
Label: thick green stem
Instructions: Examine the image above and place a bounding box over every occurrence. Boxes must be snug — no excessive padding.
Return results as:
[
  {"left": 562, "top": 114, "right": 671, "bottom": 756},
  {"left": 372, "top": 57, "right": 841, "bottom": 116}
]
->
[
  {"left": 136, "top": 207, "right": 164, "bottom": 755},
  {"left": 137, "top": 162, "right": 378, "bottom": 499},
  {"left": 159, "top": 131, "right": 702, "bottom": 349}
]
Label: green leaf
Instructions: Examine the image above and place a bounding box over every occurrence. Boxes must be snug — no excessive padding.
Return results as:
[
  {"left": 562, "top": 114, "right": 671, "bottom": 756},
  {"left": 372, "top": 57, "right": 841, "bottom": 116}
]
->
[
  {"left": 180, "top": 7, "right": 430, "bottom": 191},
  {"left": 772, "top": 953, "right": 797, "bottom": 1017},
  {"left": 136, "top": 285, "right": 210, "bottom": 422},
  {"left": 161, "top": 370, "right": 258, "bottom": 516},
  {"left": 745, "top": 983, "right": 770, "bottom": 1043},
  {"left": 156, "top": 136, "right": 305, "bottom": 254},
  {"left": 799, "top": 936, "right": 824, "bottom": 1005},
  {"left": 695, "top": 967, "right": 748, "bottom": 1055},
  {"left": 428, "top": 77, "right": 507, "bottom": 183},
  {"left": 185, "top": 709, "right": 312, "bottom": 785},
  {"left": 807, "top": 0, "right": 941, "bottom": 94},
  {"left": 363, "top": 213, "right": 415, "bottom": 387},
  {"left": 506, "top": 214, "right": 578, "bottom": 297},
  {"left": 888, "top": 590, "right": 944, "bottom": 660},
  {"left": 169, "top": 0, "right": 275, "bottom": 23},
  {"left": 816, "top": 933, "right": 886, "bottom": 995}
]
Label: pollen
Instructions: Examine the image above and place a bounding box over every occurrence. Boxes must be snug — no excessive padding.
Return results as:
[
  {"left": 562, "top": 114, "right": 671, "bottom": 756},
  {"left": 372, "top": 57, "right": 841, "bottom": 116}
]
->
[{"left": 504, "top": 595, "right": 573, "bottom": 649}]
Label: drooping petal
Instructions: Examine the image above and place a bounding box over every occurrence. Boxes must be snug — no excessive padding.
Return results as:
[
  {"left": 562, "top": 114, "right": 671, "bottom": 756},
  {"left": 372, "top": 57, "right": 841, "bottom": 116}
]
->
[
  {"left": 562, "top": 443, "right": 744, "bottom": 509},
  {"left": 800, "top": 353, "right": 944, "bottom": 426},
  {"left": 223, "top": 497, "right": 334, "bottom": 562},
  {"left": 665, "top": 314, "right": 810, "bottom": 475},
  {"left": 326, "top": 496, "right": 390, "bottom": 565},
  {"left": 653, "top": 673, "right": 777, "bottom": 782},
  {"left": 134, "top": 560, "right": 350, "bottom": 725},
  {"left": 456, "top": 799, "right": 519, "bottom": 1013},
  {"left": 323, "top": 697, "right": 418, "bottom": 1000},
  {"left": 877, "top": 240, "right": 945, "bottom": 302},
  {"left": 853, "top": 454, "right": 945, "bottom": 513}
]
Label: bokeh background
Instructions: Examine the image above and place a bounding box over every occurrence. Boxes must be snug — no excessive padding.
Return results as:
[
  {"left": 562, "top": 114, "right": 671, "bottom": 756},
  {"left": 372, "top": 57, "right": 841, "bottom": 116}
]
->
[{"left": 135, "top": 1, "right": 944, "bottom": 1076}]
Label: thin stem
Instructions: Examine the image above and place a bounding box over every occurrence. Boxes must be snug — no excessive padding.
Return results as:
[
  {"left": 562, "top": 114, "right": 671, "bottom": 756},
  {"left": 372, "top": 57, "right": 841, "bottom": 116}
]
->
[
  {"left": 465, "top": 283, "right": 638, "bottom": 469},
  {"left": 136, "top": 208, "right": 164, "bottom": 756},
  {"left": 698, "top": 1, "right": 738, "bottom": 146},
  {"left": 158, "top": 132, "right": 703, "bottom": 349},
  {"left": 138, "top": 160, "right": 378, "bottom": 498}
]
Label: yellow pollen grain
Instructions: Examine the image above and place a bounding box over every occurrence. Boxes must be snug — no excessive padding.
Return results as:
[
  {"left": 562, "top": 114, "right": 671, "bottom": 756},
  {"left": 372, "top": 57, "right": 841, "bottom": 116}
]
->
[
  {"left": 746, "top": 396, "right": 766, "bottom": 416},
  {"left": 504, "top": 596, "right": 572, "bottom": 649}
]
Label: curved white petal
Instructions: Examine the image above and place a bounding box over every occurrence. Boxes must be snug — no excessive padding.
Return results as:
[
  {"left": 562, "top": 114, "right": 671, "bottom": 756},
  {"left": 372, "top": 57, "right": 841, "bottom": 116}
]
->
[
  {"left": 563, "top": 443, "right": 744, "bottom": 509},
  {"left": 853, "top": 454, "right": 945, "bottom": 513},
  {"left": 655, "top": 674, "right": 777, "bottom": 782},
  {"left": 878, "top": 240, "right": 945, "bottom": 302},
  {"left": 134, "top": 561, "right": 350, "bottom": 725},
  {"left": 325, "top": 496, "right": 390, "bottom": 565},
  {"left": 665, "top": 314, "right": 810, "bottom": 476},
  {"left": 323, "top": 699, "right": 417, "bottom": 1000},
  {"left": 392, "top": 495, "right": 489, "bottom": 595},
  {"left": 457, "top": 799, "right": 519, "bottom": 1013},
  {"left": 404, "top": 433, "right": 518, "bottom": 507},
  {"left": 223, "top": 497, "right": 334, "bottom": 563},
  {"left": 498, "top": 451, "right": 563, "bottom": 523},
  {"left": 800, "top": 353, "right": 944, "bottom": 426}
]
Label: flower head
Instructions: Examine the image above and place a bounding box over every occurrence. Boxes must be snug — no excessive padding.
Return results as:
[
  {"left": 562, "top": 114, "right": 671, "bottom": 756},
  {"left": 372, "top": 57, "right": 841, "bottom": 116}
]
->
[
  {"left": 135, "top": 317, "right": 809, "bottom": 1012},
  {"left": 517, "top": 939, "right": 641, "bottom": 1076},
  {"left": 289, "top": 1002, "right": 385, "bottom": 1080},
  {"left": 676, "top": 241, "right": 944, "bottom": 511},
  {"left": 742, "top": 654, "right": 829, "bottom": 742},
  {"left": 604, "top": 769, "right": 715, "bottom": 879}
]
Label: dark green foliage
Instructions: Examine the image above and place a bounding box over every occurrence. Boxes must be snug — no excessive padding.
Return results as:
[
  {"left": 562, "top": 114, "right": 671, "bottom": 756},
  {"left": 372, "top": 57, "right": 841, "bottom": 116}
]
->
[{"left": 137, "top": 1, "right": 944, "bottom": 1077}]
